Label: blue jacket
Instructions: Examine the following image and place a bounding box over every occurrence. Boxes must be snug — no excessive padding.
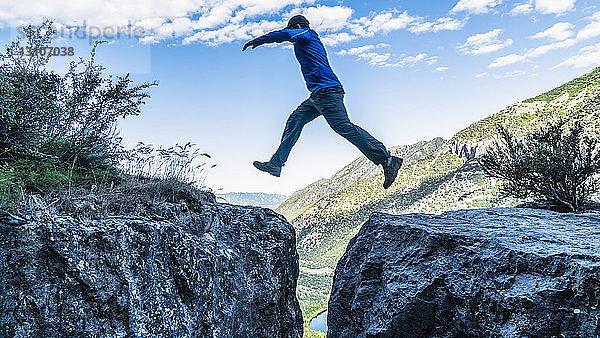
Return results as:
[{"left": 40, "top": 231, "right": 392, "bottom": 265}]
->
[{"left": 252, "top": 28, "right": 343, "bottom": 93}]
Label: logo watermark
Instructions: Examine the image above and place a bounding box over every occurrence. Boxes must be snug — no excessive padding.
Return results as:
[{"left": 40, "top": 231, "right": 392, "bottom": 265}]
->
[{"left": 15, "top": 20, "right": 147, "bottom": 45}]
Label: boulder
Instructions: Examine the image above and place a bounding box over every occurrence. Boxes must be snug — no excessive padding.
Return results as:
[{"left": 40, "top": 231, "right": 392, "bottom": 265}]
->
[
  {"left": 0, "top": 202, "right": 303, "bottom": 337},
  {"left": 328, "top": 208, "right": 600, "bottom": 337}
]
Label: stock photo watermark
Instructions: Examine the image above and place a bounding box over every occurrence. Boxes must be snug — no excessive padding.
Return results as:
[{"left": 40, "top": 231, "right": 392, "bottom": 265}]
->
[
  {"left": 19, "top": 46, "right": 75, "bottom": 57},
  {"left": 15, "top": 20, "right": 146, "bottom": 45}
]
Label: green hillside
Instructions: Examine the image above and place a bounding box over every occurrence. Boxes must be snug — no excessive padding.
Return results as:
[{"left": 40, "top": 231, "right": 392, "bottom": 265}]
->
[
  {"left": 283, "top": 66, "right": 600, "bottom": 336},
  {"left": 524, "top": 67, "right": 600, "bottom": 103},
  {"left": 277, "top": 138, "right": 445, "bottom": 221},
  {"left": 454, "top": 67, "right": 600, "bottom": 144}
]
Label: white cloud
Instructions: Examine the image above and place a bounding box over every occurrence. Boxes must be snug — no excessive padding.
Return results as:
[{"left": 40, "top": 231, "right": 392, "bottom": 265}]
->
[
  {"left": 338, "top": 43, "right": 391, "bottom": 56},
  {"left": 460, "top": 29, "right": 513, "bottom": 55},
  {"left": 166, "top": 5, "right": 469, "bottom": 45},
  {"left": 2, "top": 0, "right": 308, "bottom": 44},
  {"left": 384, "top": 53, "right": 438, "bottom": 67},
  {"left": 531, "top": 22, "right": 575, "bottom": 41},
  {"left": 409, "top": 17, "right": 465, "bottom": 33},
  {"left": 338, "top": 47, "right": 392, "bottom": 67},
  {"left": 490, "top": 11, "right": 600, "bottom": 67},
  {"left": 411, "top": 53, "right": 435, "bottom": 64},
  {"left": 338, "top": 44, "right": 377, "bottom": 56},
  {"left": 535, "top": 0, "right": 575, "bottom": 15},
  {"left": 320, "top": 32, "right": 358, "bottom": 46},
  {"left": 577, "top": 19, "right": 600, "bottom": 40},
  {"left": 476, "top": 70, "right": 528, "bottom": 79},
  {"left": 338, "top": 44, "right": 437, "bottom": 68},
  {"left": 511, "top": 0, "right": 575, "bottom": 16},
  {"left": 555, "top": 43, "right": 600, "bottom": 68},
  {"left": 169, "top": 5, "right": 466, "bottom": 45},
  {"left": 0, "top": 1, "right": 468, "bottom": 47},
  {"left": 358, "top": 52, "right": 392, "bottom": 66},
  {"left": 436, "top": 66, "right": 449, "bottom": 71},
  {"left": 528, "top": 38, "right": 577, "bottom": 57},
  {"left": 489, "top": 54, "right": 528, "bottom": 67},
  {"left": 502, "top": 70, "right": 527, "bottom": 78},
  {"left": 451, "top": 0, "right": 502, "bottom": 14},
  {"left": 510, "top": 3, "right": 533, "bottom": 15},
  {"left": 489, "top": 38, "right": 577, "bottom": 67},
  {"left": 290, "top": 5, "right": 354, "bottom": 32},
  {"left": 349, "top": 11, "right": 416, "bottom": 37},
  {"left": 231, "top": 0, "right": 312, "bottom": 23},
  {"left": 346, "top": 10, "right": 464, "bottom": 39}
]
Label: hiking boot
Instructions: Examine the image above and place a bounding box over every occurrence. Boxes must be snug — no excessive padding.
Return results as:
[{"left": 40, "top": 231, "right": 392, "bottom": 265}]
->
[
  {"left": 383, "top": 156, "right": 403, "bottom": 189},
  {"left": 253, "top": 161, "right": 282, "bottom": 177}
]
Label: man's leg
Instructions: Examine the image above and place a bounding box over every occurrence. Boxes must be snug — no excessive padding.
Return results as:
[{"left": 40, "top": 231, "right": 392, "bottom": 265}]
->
[
  {"left": 314, "top": 90, "right": 390, "bottom": 165},
  {"left": 269, "top": 98, "right": 320, "bottom": 167}
]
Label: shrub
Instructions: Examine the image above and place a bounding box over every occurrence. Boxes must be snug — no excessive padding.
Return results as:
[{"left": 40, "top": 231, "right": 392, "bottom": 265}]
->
[
  {"left": 0, "top": 20, "right": 157, "bottom": 198},
  {"left": 479, "top": 120, "right": 600, "bottom": 212},
  {"left": 1, "top": 20, "right": 157, "bottom": 168}
]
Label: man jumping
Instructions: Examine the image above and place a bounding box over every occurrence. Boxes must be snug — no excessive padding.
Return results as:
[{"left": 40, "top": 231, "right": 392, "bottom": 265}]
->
[{"left": 243, "top": 15, "right": 403, "bottom": 189}]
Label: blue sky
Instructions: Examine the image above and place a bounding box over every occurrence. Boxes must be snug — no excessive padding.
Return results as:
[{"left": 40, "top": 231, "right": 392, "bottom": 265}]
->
[{"left": 1, "top": 0, "right": 600, "bottom": 194}]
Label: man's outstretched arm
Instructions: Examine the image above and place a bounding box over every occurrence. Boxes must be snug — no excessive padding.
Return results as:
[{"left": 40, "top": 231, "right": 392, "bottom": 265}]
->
[
  {"left": 243, "top": 30, "right": 290, "bottom": 51},
  {"left": 242, "top": 29, "right": 311, "bottom": 51}
]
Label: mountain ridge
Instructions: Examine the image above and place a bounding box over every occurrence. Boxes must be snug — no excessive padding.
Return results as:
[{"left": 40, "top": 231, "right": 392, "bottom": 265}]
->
[
  {"left": 217, "top": 192, "right": 288, "bottom": 209},
  {"left": 277, "top": 138, "right": 446, "bottom": 221}
]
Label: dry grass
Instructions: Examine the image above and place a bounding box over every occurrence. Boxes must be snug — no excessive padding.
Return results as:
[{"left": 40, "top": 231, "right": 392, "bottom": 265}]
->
[{"left": 11, "top": 176, "right": 216, "bottom": 220}]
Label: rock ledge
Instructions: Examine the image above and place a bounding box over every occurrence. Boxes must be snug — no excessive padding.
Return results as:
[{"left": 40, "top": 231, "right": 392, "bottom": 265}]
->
[
  {"left": 328, "top": 208, "right": 600, "bottom": 337},
  {"left": 1, "top": 202, "right": 303, "bottom": 337}
]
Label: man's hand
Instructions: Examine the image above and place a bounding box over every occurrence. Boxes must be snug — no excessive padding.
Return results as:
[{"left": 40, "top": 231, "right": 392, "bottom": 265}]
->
[{"left": 242, "top": 40, "right": 256, "bottom": 51}]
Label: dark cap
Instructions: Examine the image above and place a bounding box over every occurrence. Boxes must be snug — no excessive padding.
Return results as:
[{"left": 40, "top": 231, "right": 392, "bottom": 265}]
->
[{"left": 287, "top": 15, "right": 310, "bottom": 29}]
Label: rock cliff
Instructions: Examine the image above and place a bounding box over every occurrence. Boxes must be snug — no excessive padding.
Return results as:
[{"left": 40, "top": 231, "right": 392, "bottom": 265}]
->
[
  {"left": 0, "top": 199, "right": 303, "bottom": 337},
  {"left": 328, "top": 208, "right": 600, "bottom": 337}
]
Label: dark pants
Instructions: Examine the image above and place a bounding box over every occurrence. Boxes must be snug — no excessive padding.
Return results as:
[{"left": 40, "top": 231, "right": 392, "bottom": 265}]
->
[{"left": 270, "top": 86, "right": 390, "bottom": 167}]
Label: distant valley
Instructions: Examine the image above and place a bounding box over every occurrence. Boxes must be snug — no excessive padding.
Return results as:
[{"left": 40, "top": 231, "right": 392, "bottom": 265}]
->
[{"left": 217, "top": 192, "right": 289, "bottom": 209}]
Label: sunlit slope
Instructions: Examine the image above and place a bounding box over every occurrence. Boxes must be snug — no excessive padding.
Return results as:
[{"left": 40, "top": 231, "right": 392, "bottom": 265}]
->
[
  {"left": 454, "top": 66, "right": 600, "bottom": 144},
  {"left": 276, "top": 138, "right": 445, "bottom": 221}
]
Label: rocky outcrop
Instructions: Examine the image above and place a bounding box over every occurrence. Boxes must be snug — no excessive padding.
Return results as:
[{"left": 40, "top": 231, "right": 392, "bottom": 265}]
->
[
  {"left": 0, "top": 201, "right": 303, "bottom": 337},
  {"left": 328, "top": 208, "right": 600, "bottom": 337},
  {"left": 449, "top": 140, "right": 477, "bottom": 160}
]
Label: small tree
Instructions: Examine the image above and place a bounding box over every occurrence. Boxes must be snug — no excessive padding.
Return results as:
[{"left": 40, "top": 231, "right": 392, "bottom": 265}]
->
[
  {"left": 0, "top": 20, "right": 157, "bottom": 169},
  {"left": 479, "top": 120, "right": 600, "bottom": 212}
]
